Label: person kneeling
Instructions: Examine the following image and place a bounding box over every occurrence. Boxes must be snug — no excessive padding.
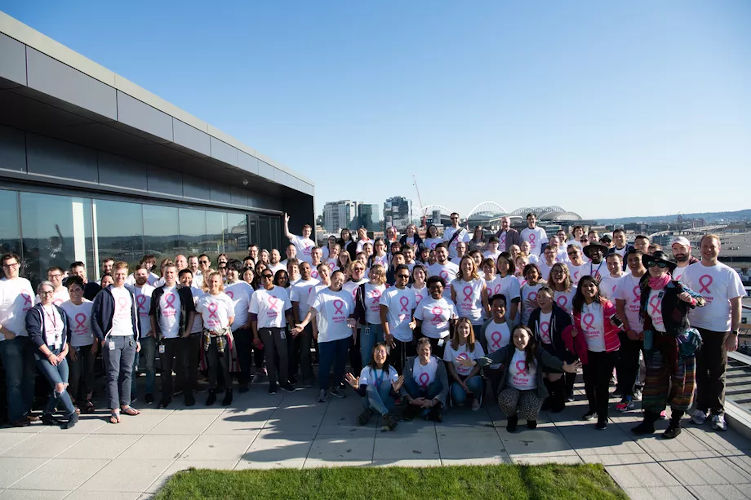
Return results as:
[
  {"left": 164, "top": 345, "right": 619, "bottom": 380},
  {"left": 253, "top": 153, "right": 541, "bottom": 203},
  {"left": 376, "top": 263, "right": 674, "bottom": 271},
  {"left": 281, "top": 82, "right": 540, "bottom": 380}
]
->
[
  {"left": 401, "top": 337, "right": 449, "bottom": 422},
  {"left": 345, "top": 342, "right": 403, "bottom": 431},
  {"left": 462, "top": 326, "right": 579, "bottom": 432}
]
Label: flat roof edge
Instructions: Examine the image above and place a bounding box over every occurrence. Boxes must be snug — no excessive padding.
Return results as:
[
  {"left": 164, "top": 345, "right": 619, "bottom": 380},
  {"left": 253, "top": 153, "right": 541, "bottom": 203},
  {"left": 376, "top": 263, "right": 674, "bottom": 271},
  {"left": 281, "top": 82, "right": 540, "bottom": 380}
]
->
[{"left": 0, "top": 10, "right": 314, "bottom": 189}]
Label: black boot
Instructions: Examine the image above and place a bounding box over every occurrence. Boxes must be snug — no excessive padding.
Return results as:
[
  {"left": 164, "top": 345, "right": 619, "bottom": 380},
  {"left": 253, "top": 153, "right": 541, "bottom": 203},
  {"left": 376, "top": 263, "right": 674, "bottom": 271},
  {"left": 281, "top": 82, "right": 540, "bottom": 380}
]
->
[
  {"left": 541, "top": 379, "right": 553, "bottom": 411},
  {"left": 663, "top": 409, "right": 683, "bottom": 439},
  {"left": 222, "top": 389, "right": 233, "bottom": 406},
  {"left": 506, "top": 414, "right": 518, "bottom": 432},
  {"left": 632, "top": 410, "right": 659, "bottom": 435},
  {"left": 551, "top": 378, "right": 566, "bottom": 413},
  {"left": 205, "top": 389, "right": 216, "bottom": 406}
]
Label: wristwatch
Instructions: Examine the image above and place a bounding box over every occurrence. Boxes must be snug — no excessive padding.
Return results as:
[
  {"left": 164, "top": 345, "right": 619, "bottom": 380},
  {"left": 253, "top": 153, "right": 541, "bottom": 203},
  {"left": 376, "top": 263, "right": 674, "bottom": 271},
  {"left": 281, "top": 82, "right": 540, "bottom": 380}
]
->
[{"left": 731, "top": 329, "right": 739, "bottom": 336}]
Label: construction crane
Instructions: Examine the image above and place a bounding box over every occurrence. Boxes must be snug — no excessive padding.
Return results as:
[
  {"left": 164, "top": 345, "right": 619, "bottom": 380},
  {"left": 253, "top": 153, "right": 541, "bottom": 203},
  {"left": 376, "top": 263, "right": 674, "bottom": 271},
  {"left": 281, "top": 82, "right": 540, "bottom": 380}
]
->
[{"left": 412, "top": 174, "right": 428, "bottom": 228}]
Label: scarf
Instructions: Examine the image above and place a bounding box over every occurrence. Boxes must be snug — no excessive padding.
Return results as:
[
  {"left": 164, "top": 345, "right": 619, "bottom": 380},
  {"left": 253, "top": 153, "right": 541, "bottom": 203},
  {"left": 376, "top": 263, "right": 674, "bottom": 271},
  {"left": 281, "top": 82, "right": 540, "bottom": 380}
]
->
[{"left": 648, "top": 274, "right": 670, "bottom": 290}]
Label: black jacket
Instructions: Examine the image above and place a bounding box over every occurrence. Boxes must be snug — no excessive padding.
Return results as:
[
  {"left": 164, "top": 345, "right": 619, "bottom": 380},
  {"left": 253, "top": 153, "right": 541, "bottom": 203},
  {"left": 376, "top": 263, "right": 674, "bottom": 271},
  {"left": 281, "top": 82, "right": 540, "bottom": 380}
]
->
[
  {"left": 149, "top": 284, "right": 196, "bottom": 338},
  {"left": 527, "top": 304, "right": 574, "bottom": 361}
]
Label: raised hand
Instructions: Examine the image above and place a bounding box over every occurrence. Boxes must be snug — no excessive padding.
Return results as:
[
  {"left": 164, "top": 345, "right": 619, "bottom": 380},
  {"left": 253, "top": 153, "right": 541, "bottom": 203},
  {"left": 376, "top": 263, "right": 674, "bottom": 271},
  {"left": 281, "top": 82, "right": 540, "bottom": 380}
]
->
[
  {"left": 392, "top": 375, "right": 404, "bottom": 392},
  {"left": 344, "top": 372, "right": 359, "bottom": 389}
]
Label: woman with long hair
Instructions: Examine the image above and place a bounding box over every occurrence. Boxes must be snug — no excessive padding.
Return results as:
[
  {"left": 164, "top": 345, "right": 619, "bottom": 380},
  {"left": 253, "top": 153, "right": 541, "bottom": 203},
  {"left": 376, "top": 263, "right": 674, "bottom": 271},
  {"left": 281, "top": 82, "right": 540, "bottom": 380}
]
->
[
  {"left": 451, "top": 256, "right": 489, "bottom": 328},
  {"left": 443, "top": 317, "right": 485, "bottom": 410},
  {"left": 424, "top": 225, "right": 442, "bottom": 252},
  {"left": 488, "top": 253, "right": 521, "bottom": 325}
]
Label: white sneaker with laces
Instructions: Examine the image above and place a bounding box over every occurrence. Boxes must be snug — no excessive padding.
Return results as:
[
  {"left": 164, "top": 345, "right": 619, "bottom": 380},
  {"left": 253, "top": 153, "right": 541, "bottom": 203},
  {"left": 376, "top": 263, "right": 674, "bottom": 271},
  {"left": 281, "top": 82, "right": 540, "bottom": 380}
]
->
[
  {"left": 711, "top": 414, "right": 727, "bottom": 431},
  {"left": 691, "top": 409, "right": 708, "bottom": 425}
]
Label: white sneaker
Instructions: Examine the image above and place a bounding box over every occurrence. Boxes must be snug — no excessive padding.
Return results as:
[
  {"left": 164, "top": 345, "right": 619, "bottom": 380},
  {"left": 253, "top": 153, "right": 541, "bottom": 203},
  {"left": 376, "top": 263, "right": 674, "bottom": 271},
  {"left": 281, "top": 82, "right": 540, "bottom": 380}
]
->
[
  {"left": 711, "top": 414, "right": 727, "bottom": 431},
  {"left": 691, "top": 409, "right": 708, "bottom": 425},
  {"left": 318, "top": 389, "right": 327, "bottom": 403}
]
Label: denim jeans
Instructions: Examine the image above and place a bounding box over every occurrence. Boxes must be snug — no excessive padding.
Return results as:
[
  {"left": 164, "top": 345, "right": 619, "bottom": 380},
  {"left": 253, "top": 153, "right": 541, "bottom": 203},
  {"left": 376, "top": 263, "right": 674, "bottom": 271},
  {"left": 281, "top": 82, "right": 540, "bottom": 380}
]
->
[
  {"left": 138, "top": 336, "right": 157, "bottom": 396},
  {"left": 34, "top": 347, "right": 76, "bottom": 417},
  {"left": 363, "top": 378, "right": 395, "bottom": 416},
  {"left": 359, "top": 323, "right": 385, "bottom": 368},
  {"left": 318, "top": 338, "right": 348, "bottom": 391},
  {"left": 0, "top": 336, "right": 36, "bottom": 422},
  {"left": 103, "top": 335, "right": 137, "bottom": 409},
  {"left": 451, "top": 375, "right": 483, "bottom": 406}
]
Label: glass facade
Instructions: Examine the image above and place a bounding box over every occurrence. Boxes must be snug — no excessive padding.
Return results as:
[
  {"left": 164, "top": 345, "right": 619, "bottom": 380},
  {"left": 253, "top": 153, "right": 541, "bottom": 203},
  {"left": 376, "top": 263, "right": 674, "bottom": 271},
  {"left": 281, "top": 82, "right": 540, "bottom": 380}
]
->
[{"left": 0, "top": 187, "right": 282, "bottom": 288}]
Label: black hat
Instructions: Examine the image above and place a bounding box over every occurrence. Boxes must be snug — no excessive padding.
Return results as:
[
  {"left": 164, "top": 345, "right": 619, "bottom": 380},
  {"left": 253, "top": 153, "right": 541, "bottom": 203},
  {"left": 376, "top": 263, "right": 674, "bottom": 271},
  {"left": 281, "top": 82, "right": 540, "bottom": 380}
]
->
[
  {"left": 583, "top": 243, "right": 608, "bottom": 259},
  {"left": 642, "top": 250, "right": 677, "bottom": 272}
]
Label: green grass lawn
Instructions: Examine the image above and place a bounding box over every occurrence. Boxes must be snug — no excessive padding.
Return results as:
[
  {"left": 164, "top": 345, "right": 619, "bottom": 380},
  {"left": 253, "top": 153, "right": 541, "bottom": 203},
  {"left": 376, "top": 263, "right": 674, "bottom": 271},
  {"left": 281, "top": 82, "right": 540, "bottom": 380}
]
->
[{"left": 155, "top": 464, "right": 627, "bottom": 499}]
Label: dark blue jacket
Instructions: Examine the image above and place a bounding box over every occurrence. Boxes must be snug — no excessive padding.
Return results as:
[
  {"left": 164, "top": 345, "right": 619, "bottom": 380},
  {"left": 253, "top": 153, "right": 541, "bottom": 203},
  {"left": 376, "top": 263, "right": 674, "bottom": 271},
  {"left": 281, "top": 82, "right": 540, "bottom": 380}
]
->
[
  {"left": 91, "top": 285, "right": 140, "bottom": 341},
  {"left": 25, "top": 303, "right": 71, "bottom": 349},
  {"left": 148, "top": 284, "right": 196, "bottom": 338}
]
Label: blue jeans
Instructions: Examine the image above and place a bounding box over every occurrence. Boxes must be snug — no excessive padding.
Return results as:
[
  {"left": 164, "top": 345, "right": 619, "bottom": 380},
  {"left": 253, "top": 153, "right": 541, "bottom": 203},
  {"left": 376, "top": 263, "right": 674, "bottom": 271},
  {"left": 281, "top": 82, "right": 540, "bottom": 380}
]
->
[
  {"left": 103, "top": 336, "right": 137, "bottom": 409},
  {"left": 137, "top": 336, "right": 156, "bottom": 396},
  {"left": 362, "top": 378, "right": 395, "bottom": 416},
  {"left": 0, "top": 336, "right": 36, "bottom": 422},
  {"left": 318, "top": 338, "right": 348, "bottom": 391},
  {"left": 360, "top": 323, "right": 385, "bottom": 367},
  {"left": 34, "top": 347, "right": 76, "bottom": 418},
  {"left": 451, "top": 375, "right": 483, "bottom": 406}
]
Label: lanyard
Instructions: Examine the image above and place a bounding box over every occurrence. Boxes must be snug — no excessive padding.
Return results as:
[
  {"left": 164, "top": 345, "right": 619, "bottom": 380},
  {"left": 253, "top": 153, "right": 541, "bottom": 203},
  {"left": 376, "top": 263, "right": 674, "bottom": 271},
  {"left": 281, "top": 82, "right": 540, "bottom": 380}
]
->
[{"left": 43, "top": 305, "right": 58, "bottom": 330}]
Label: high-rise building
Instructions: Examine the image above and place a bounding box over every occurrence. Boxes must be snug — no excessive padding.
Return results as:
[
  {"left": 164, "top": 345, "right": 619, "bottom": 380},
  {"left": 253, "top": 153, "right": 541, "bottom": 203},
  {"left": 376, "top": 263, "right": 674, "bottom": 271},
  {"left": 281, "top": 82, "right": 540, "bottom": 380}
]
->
[
  {"left": 384, "top": 196, "right": 411, "bottom": 231},
  {"left": 357, "top": 204, "right": 380, "bottom": 231},
  {"left": 323, "top": 200, "right": 358, "bottom": 233}
]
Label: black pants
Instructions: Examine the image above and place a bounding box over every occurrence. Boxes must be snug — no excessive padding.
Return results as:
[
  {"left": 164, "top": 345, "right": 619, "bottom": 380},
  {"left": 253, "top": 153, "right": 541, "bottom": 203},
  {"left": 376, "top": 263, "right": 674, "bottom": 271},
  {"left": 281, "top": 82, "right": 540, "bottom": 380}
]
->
[
  {"left": 259, "top": 327, "right": 288, "bottom": 386},
  {"left": 233, "top": 328, "right": 252, "bottom": 386},
  {"left": 289, "top": 323, "right": 313, "bottom": 382},
  {"left": 389, "top": 338, "right": 415, "bottom": 374},
  {"left": 160, "top": 337, "right": 181, "bottom": 400},
  {"left": 181, "top": 333, "right": 201, "bottom": 397},
  {"left": 348, "top": 333, "right": 362, "bottom": 377},
  {"left": 695, "top": 328, "right": 729, "bottom": 415},
  {"left": 615, "top": 332, "right": 643, "bottom": 397},
  {"left": 583, "top": 350, "right": 618, "bottom": 420},
  {"left": 205, "top": 336, "right": 231, "bottom": 391}
]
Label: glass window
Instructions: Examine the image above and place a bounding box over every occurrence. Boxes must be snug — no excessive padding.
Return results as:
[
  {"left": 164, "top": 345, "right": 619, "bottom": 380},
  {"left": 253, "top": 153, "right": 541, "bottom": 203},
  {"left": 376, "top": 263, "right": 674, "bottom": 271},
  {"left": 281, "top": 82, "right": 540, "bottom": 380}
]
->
[
  {"left": 225, "top": 212, "right": 247, "bottom": 260},
  {"left": 0, "top": 189, "right": 21, "bottom": 257},
  {"left": 179, "top": 208, "right": 206, "bottom": 258},
  {"left": 204, "top": 211, "right": 226, "bottom": 260},
  {"left": 143, "top": 204, "right": 178, "bottom": 260},
  {"left": 94, "top": 199, "right": 144, "bottom": 273},
  {"left": 20, "top": 192, "right": 94, "bottom": 288}
]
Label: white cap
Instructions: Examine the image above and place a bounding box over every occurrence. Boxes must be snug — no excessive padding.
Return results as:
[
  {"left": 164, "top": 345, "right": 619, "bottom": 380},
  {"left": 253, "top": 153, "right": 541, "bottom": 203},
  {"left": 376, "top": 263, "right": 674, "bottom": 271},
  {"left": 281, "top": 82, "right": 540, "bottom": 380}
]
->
[{"left": 671, "top": 236, "right": 691, "bottom": 247}]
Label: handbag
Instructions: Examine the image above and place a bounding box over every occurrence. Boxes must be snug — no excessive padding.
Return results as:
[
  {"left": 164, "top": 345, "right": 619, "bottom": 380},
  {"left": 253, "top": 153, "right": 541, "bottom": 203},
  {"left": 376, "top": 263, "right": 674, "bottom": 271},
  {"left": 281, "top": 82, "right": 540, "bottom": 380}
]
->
[{"left": 676, "top": 327, "right": 702, "bottom": 358}]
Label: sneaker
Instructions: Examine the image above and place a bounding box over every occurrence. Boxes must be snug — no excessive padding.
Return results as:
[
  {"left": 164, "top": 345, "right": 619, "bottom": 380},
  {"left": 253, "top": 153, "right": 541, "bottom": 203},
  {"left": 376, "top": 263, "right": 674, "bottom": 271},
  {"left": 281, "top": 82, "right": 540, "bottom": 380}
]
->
[
  {"left": 62, "top": 412, "right": 79, "bottom": 430},
  {"left": 691, "top": 409, "right": 708, "bottom": 425},
  {"left": 145, "top": 393, "right": 154, "bottom": 404},
  {"left": 710, "top": 414, "right": 727, "bottom": 431},
  {"left": 280, "top": 383, "right": 296, "bottom": 393},
  {"left": 632, "top": 387, "right": 643, "bottom": 401},
  {"left": 526, "top": 420, "right": 537, "bottom": 430},
  {"left": 382, "top": 414, "right": 397, "bottom": 431},
  {"left": 41, "top": 414, "right": 62, "bottom": 426},
  {"left": 615, "top": 396, "right": 634, "bottom": 412},
  {"left": 428, "top": 406, "right": 443, "bottom": 423},
  {"left": 596, "top": 419, "right": 608, "bottom": 430},
  {"left": 329, "top": 387, "right": 345, "bottom": 399},
  {"left": 358, "top": 408, "right": 373, "bottom": 426},
  {"left": 631, "top": 420, "right": 656, "bottom": 435},
  {"left": 582, "top": 411, "right": 597, "bottom": 421},
  {"left": 659, "top": 410, "right": 668, "bottom": 420},
  {"left": 268, "top": 383, "right": 278, "bottom": 395},
  {"left": 663, "top": 423, "right": 682, "bottom": 439},
  {"left": 318, "top": 389, "right": 327, "bottom": 403}
]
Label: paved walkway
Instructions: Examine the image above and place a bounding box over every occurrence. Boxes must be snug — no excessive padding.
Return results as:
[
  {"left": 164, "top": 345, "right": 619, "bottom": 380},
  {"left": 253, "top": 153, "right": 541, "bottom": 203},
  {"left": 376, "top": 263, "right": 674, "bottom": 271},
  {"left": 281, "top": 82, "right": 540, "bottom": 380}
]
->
[{"left": 0, "top": 384, "right": 749, "bottom": 499}]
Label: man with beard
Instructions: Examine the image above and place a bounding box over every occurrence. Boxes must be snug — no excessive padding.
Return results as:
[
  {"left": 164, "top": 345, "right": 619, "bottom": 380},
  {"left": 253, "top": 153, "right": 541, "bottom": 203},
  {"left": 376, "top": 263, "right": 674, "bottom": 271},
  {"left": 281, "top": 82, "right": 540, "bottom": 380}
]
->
[
  {"left": 132, "top": 266, "right": 155, "bottom": 403},
  {"left": 671, "top": 236, "right": 698, "bottom": 282}
]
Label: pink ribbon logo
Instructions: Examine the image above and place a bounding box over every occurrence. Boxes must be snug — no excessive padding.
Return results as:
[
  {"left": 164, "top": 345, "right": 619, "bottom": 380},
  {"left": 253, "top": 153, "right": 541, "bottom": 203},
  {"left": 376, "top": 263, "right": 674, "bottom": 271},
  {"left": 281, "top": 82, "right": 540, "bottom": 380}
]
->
[
  {"left": 528, "top": 291, "right": 538, "bottom": 303},
  {"left": 226, "top": 291, "right": 234, "bottom": 299},
  {"left": 74, "top": 313, "right": 87, "bottom": 329},
  {"left": 399, "top": 296, "right": 409, "bottom": 313},
  {"left": 207, "top": 302, "right": 219, "bottom": 319},
  {"left": 632, "top": 285, "right": 640, "bottom": 301},
  {"left": 500, "top": 234, "right": 506, "bottom": 247},
  {"left": 117, "top": 297, "right": 128, "bottom": 311},
  {"left": 333, "top": 299, "right": 344, "bottom": 315},
  {"left": 462, "top": 285, "right": 473, "bottom": 302},
  {"left": 328, "top": 262, "right": 335, "bottom": 271},
  {"left": 164, "top": 293, "right": 176, "bottom": 309},
  {"left": 370, "top": 289, "right": 381, "bottom": 305},
  {"left": 540, "top": 321, "right": 550, "bottom": 342},
  {"left": 431, "top": 306, "right": 443, "bottom": 322},
  {"left": 490, "top": 331, "right": 503, "bottom": 349},
  {"left": 418, "top": 372, "right": 430, "bottom": 388},
  {"left": 136, "top": 295, "right": 147, "bottom": 312},
  {"left": 494, "top": 284, "right": 502, "bottom": 294},
  {"left": 416, "top": 292, "right": 423, "bottom": 304},
  {"left": 573, "top": 271, "right": 580, "bottom": 281},
  {"left": 267, "top": 296, "right": 279, "bottom": 312},
  {"left": 649, "top": 295, "right": 661, "bottom": 315},
  {"left": 582, "top": 313, "right": 595, "bottom": 330},
  {"left": 556, "top": 295, "right": 568, "bottom": 308},
  {"left": 311, "top": 269, "right": 319, "bottom": 279},
  {"left": 440, "top": 270, "right": 448, "bottom": 280},
  {"left": 515, "top": 360, "right": 527, "bottom": 372},
  {"left": 21, "top": 293, "right": 32, "bottom": 308},
  {"left": 698, "top": 275, "right": 712, "bottom": 294},
  {"left": 529, "top": 234, "right": 536, "bottom": 248}
]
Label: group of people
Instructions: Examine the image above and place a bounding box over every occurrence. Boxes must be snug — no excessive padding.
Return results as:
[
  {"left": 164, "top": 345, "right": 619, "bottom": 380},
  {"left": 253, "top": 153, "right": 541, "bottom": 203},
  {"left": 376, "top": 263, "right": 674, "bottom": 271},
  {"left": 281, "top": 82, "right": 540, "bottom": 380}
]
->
[{"left": 0, "top": 212, "right": 744, "bottom": 441}]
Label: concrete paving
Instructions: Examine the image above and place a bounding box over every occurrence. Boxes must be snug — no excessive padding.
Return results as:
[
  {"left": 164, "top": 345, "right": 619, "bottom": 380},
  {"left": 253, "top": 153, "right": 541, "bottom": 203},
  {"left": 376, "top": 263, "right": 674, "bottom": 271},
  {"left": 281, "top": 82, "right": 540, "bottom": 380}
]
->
[{"left": 0, "top": 384, "right": 749, "bottom": 499}]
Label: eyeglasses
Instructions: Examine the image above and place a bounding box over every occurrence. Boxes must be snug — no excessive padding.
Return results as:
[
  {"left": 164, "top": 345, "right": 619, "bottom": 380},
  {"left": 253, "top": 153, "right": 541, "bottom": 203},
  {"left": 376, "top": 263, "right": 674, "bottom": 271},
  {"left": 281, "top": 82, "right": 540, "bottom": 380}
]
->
[
  {"left": 2, "top": 262, "right": 19, "bottom": 268},
  {"left": 567, "top": 251, "right": 578, "bottom": 256},
  {"left": 40, "top": 290, "right": 54, "bottom": 295}
]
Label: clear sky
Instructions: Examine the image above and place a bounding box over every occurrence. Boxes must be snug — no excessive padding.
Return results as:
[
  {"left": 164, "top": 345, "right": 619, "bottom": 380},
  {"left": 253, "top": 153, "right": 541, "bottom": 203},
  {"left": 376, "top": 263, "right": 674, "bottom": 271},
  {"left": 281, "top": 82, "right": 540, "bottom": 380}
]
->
[{"left": 4, "top": 1, "right": 750, "bottom": 220}]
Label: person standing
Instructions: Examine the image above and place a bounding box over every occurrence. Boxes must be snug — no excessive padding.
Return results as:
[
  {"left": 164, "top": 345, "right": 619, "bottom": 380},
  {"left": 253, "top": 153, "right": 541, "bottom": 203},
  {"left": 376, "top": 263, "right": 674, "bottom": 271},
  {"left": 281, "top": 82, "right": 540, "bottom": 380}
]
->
[
  {"left": 443, "top": 213, "right": 470, "bottom": 259},
  {"left": 683, "top": 234, "right": 745, "bottom": 431},
  {"left": 520, "top": 213, "right": 548, "bottom": 256},
  {"left": 670, "top": 236, "right": 698, "bottom": 282},
  {"left": 60, "top": 276, "right": 97, "bottom": 414},
  {"left": 91, "top": 261, "right": 141, "bottom": 424},
  {"left": 495, "top": 216, "right": 522, "bottom": 253},
  {"left": 68, "top": 261, "right": 101, "bottom": 300},
  {"left": 285, "top": 213, "right": 315, "bottom": 264},
  {"left": 224, "top": 260, "right": 254, "bottom": 392},
  {"left": 132, "top": 266, "right": 155, "bottom": 403},
  {"left": 380, "top": 264, "right": 417, "bottom": 373}
]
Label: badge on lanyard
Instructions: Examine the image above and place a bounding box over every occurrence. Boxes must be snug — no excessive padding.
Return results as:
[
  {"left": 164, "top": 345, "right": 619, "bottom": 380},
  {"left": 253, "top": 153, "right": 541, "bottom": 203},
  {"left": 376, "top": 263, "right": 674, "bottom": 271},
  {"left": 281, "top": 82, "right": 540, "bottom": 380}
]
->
[
  {"left": 108, "top": 341, "right": 115, "bottom": 351},
  {"left": 159, "top": 344, "right": 166, "bottom": 354}
]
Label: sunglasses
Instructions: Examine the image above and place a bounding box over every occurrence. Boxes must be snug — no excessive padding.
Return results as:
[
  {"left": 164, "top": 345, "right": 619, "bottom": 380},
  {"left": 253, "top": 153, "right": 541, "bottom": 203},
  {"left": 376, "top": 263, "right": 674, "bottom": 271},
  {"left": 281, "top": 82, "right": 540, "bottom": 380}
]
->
[
  {"left": 262, "top": 274, "right": 273, "bottom": 279},
  {"left": 567, "top": 251, "right": 578, "bottom": 256},
  {"left": 397, "top": 274, "right": 410, "bottom": 279},
  {"left": 649, "top": 261, "right": 669, "bottom": 268}
]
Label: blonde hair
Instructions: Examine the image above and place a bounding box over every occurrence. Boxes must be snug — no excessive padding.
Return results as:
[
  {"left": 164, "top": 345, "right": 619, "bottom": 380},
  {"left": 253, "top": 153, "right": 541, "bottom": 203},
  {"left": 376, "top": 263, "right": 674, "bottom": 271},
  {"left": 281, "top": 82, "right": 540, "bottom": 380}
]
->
[
  {"left": 203, "top": 271, "right": 225, "bottom": 293},
  {"left": 369, "top": 263, "right": 386, "bottom": 285},
  {"left": 456, "top": 255, "right": 480, "bottom": 281}
]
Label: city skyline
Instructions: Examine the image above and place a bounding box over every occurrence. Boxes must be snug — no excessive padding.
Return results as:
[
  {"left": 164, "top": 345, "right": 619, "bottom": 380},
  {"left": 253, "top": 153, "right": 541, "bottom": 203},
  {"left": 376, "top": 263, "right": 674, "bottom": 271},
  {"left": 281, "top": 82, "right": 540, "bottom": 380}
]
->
[{"left": 3, "top": 1, "right": 750, "bottom": 220}]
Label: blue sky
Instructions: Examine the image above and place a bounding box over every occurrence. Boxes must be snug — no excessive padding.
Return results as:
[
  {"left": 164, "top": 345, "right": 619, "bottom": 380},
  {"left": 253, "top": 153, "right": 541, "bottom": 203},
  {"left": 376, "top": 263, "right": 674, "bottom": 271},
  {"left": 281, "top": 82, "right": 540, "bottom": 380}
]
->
[{"left": 4, "top": 1, "right": 750, "bottom": 220}]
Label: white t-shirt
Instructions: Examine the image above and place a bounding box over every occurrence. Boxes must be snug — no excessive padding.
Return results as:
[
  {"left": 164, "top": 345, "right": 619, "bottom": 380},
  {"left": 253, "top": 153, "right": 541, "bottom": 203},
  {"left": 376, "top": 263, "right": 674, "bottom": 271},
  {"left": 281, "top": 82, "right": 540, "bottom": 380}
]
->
[
  {"left": 553, "top": 289, "right": 575, "bottom": 314},
  {"left": 133, "top": 284, "right": 154, "bottom": 339},
  {"left": 614, "top": 273, "right": 644, "bottom": 332},
  {"left": 443, "top": 341, "right": 485, "bottom": 377},
  {"left": 485, "top": 275, "right": 521, "bottom": 303},
  {"left": 0, "top": 277, "right": 34, "bottom": 339},
  {"left": 356, "top": 238, "right": 372, "bottom": 254},
  {"left": 290, "top": 235, "right": 315, "bottom": 264},
  {"left": 249, "top": 286, "right": 292, "bottom": 329},
  {"left": 567, "top": 262, "right": 588, "bottom": 286},
  {"left": 411, "top": 284, "right": 427, "bottom": 307},
  {"left": 414, "top": 296, "right": 457, "bottom": 339},
  {"left": 342, "top": 278, "right": 368, "bottom": 303},
  {"left": 290, "top": 278, "right": 320, "bottom": 320},
  {"left": 646, "top": 289, "right": 666, "bottom": 333},
  {"left": 188, "top": 286, "right": 204, "bottom": 333},
  {"left": 196, "top": 292, "right": 234, "bottom": 331},
  {"left": 371, "top": 253, "right": 389, "bottom": 269},
  {"left": 359, "top": 365, "right": 398, "bottom": 386},
  {"left": 267, "top": 262, "right": 286, "bottom": 276},
  {"left": 443, "top": 227, "right": 470, "bottom": 258},
  {"left": 61, "top": 300, "right": 94, "bottom": 347},
  {"left": 225, "top": 281, "right": 254, "bottom": 331},
  {"left": 427, "top": 261, "right": 459, "bottom": 283},
  {"left": 363, "top": 283, "right": 387, "bottom": 325},
  {"left": 683, "top": 261, "right": 746, "bottom": 332},
  {"left": 520, "top": 227, "right": 548, "bottom": 255},
  {"left": 497, "top": 230, "right": 510, "bottom": 250},
  {"left": 520, "top": 282, "right": 543, "bottom": 325},
  {"left": 412, "top": 356, "right": 439, "bottom": 389},
  {"left": 423, "top": 237, "right": 442, "bottom": 251},
  {"left": 672, "top": 264, "right": 689, "bottom": 282},
  {"left": 537, "top": 260, "right": 556, "bottom": 283},
  {"left": 451, "top": 278, "right": 485, "bottom": 323},
  {"left": 587, "top": 261, "right": 607, "bottom": 283},
  {"left": 507, "top": 348, "right": 536, "bottom": 391},
  {"left": 599, "top": 274, "right": 624, "bottom": 300},
  {"left": 192, "top": 273, "right": 203, "bottom": 289},
  {"left": 483, "top": 249, "right": 502, "bottom": 262},
  {"left": 41, "top": 304, "right": 64, "bottom": 350},
  {"left": 110, "top": 286, "right": 135, "bottom": 337},
  {"left": 580, "top": 301, "right": 605, "bottom": 352},
  {"left": 50, "top": 287, "right": 69, "bottom": 307},
  {"left": 158, "top": 285, "right": 182, "bottom": 339},
  {"left": 311, "top": 288, "right": 355, "bottom": 343},
  {"left": 484, "top": 320, "right": 511, "bottom": 369},
  {"left": 379, "top": 286, "right": 416, "bottom": 342},
  {"left": 537, "top": 311, "right": 553, "bottom": 345}
]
